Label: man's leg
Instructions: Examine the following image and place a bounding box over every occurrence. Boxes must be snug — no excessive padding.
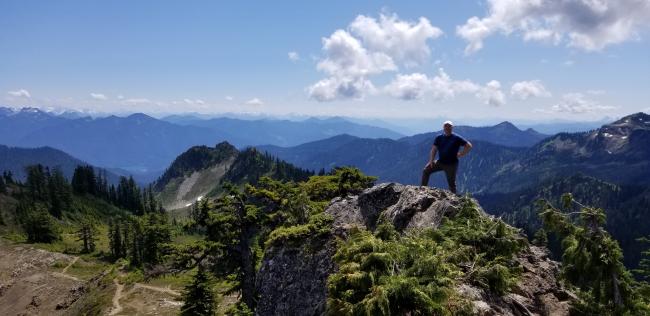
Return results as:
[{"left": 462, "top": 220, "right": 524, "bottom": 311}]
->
[
  {"left": 442, "top": 162, "right": 459, "bottom": 194},
  {"left": 421, "top": 162, "right": 442, "bottom": 186}
]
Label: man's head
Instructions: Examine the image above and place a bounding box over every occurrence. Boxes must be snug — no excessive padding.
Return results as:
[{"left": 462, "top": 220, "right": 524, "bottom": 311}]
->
[{"left": 443, "top": 120, "right": 453, "bottom": 135}]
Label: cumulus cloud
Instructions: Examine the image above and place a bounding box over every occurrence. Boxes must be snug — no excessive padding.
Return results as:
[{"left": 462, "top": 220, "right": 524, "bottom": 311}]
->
[
  {"left": 244, "top": 98, "right": 264, "bottom": 106},
  {"left": 316, "top": 29, "right": 396, "bottom": 78},
  {"left": 546, "top": 92, "right": 616, "bottom": 113},
  {"left": 349, "top": 13, "right": 443, "bottom": 67},
  {"left": 456, "top": 0, "right": 650, "bottom": 54},
  {"left": 477, "top": 80, "right": 506, "bottom": 106},
  {"left": 288, "top": 51, "right": 300, "bottom": 61},
  {"left": 384, "top": 68, "right": 506, "bottom": 106},
  {"left": 90, "top": 93, "right": 107, "bottom": 100},
  {"left": 510, "top": 80, "right": 551, "bottom": 100},
  {"left": 7, "top": 89, "right": 31, "bottom": 98},
  {"left": 308, "top": 12, "right": 443, "bottom": 102},
  {"left": 308, "top": 77, "right": 376, "bottom": 102},
  {"left": 225, "top": 96, "right": 234, "bottom": 101}
]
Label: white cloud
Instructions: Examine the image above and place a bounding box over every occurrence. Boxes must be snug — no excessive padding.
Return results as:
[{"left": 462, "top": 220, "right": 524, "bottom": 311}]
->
[
  {"left": 123, "top": 98, "right": 151, "bottom": 105},
  {"left": 308, "top": 77, "right": 376, "bottom": 102},
  {"left": 183, "top": 98, "right": 205, "bottom": 105},
  {"left": 456, "top": 0, "right": 650, "bottom": 54},
  {"left": 90, "top": 93, "right": 107, "bottom": 100},
  {"left": 545, "top": 92, "right": 617, "bottom": 113},
  {"left": 384, "top": 73, "right": 432, "bottom": 100},
  {"left": 316, "top": 29, "right": 396, "bottom": 78},
  {"left": 308, "top": 12, "right": 444, "bottom": 102},
  {"left": 288, "top": 51, "right": 300, "bottom": 61},
  {"left": 244, "top": 98, "right": 264, "bottom": 106},
  {"left": 384, "top": 68, "right": 506, "bottom": 106},
  {"left": 510, "top": 80, "right": 551, "bottom": 100},
  {"left": 225, "top": 96, "right": 234, "bottom": 101},
  {"left": 477, "top": 80, "right": 506, "bottom": 107},
  {"left": 7, "top": 89, "right": 31, "bottom": 98},
  {"left": 349, "top": 13, "right": 443, "bottom": 67},
  {"left": 117, "top": 94, "right": 124, "bottom": 100}
]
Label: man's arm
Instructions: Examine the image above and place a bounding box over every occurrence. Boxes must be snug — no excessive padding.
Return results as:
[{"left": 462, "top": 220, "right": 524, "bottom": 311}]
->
[
  {"left": 457, "top": 141, "right": 472, "bottom": 158},
  {"left": 427, "top": 145, "right": 438, "bottom": 167}
]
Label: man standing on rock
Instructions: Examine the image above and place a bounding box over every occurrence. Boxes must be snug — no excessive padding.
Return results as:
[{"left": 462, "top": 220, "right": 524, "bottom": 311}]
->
[{"left": 421, "top": 120, "right": 472, "bottom": 194}]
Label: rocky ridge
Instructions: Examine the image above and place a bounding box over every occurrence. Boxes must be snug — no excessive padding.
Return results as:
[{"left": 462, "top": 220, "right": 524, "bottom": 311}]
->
[{"left": 256, "top": 183, "right": 574, "bottom": 315}]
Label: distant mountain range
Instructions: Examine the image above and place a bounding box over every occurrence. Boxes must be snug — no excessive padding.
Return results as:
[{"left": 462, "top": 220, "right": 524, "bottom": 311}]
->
[
  {"left": 399, "top": 121, "right": 548, "bottom": 147},
  {"left": 260, "top": 113, "right": 650, "bottom": 194},
  {"left": 0, "top": 144, "right": 121, "bottom": 184},
  {"left": 0, "top": 107, "right": 402, "bottom": 176},
  {"left": 486, "top": 112, "right": 650, "bottom": 193},
  {"left": 162, "top": 115, "right": 403, "bottom": 146}
]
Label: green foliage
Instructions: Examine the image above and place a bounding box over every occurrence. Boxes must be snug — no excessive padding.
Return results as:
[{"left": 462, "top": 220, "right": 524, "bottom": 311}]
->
[
  {"left": 265, "top": 212, "right": 333, "bottom": 248},
  {"left": 181, "top": 267, "right": 218, "bottom": 316},
  {"left": 532, "top": 228, "right": 548, "bottom": 246},
  {"left": 302, "top": 167, "right": 377, "bottom": 201},
  {"left": 173, "top": 168, "right": 374, "bottom": 311},
  {"left": 538, "top": 194, "right": 650, "bottom": 315},
  {"left": 327, "top": 199, "right": 523, "bottom": 315},
  {"left": 76, "top": 215, "right": 98, "bottom": 253},
  {"left": 108, "top": 212, "right": 172, "bottom": 267},
  {"left": 20, "top": 203, "right": 60, "bottom": 243}
]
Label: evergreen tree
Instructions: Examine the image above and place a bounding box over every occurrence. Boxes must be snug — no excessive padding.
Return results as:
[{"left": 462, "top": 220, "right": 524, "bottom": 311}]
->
[
  {"left": 77, "top": 216, "right": 98, "bottom": 253},
  {"left": 141, "top": 212, "right": 172, "bottom": 265},
  {"left": 109, "top": 219, "right": 123, "bottom": 259},
  {"left": 25, "top": 164, "right": 49, "bottom": 201},
  {"left": 3, "top": 170, "right": 14, "bottom": 184},
  {"left": 47, "top": 168, "right": 72, "bottom": 218},
  {"left": 22, "top": 204, "right": 60, "bottom": 243},
  {"left": 538, "top": 194, "right": 649, "bottom": 314},
  {"left": 0, "top": 175, "right": 6, "bottom": 194},
  {"left": 204, "top": 183, "right": 259, "bottom": 309},
  {"left": 71, "top": 165, "right": 97, "bottom": 195},
  {"left": 181, "top": 267, "right": 217, "bottom": 316}
]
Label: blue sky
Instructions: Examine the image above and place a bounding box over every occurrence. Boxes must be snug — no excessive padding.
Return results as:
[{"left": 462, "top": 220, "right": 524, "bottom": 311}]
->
[{"left": 1, "top": 0, "right": 649, "bottom": 123}]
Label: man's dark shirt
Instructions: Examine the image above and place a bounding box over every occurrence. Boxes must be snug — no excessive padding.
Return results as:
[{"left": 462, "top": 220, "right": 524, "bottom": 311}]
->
[{"left": 434, "top": 133, "right": 468, "bottom": 164}]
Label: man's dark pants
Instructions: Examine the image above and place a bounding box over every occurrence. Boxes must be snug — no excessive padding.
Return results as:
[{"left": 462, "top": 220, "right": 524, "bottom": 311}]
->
[{"left": 421, "top": 161, "right": 459, "bottom": 194}]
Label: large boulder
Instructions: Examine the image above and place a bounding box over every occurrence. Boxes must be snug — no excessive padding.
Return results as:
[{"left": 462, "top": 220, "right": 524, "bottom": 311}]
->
[{"left": 255, "top": 183, "right": 573, "bottom": 315}]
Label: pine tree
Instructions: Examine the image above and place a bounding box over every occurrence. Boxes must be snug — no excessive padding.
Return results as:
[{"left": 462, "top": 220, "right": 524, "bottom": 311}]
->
[
  {"left": 538, "top": 194, "right": 648, "bottom": 314},
  {"left": 181, "top": 267, "right": 217, "bottom": 316},
  {"left": 76, "top": 216, "right": 98, "bottom": 253},
  {"left": 3, "top": 171, "right": 14, "bottom": 184},
  {"left": 48, "top": 168, "right": 72, "bottom": 218},
  {"left": 22, "top": 205, "right": 60, "bottom": 243},
  {"left": 141, "top": 212, "right": 172, "bottom": 265},
  {"left": 109, "top": 219, "right": 123, "bottom": 259},
  {"left": 0, "top": 175, "right": 6, "bottom": 194},
  {"left": 204, "top": 183, "right": 259, "bottom": 309}
]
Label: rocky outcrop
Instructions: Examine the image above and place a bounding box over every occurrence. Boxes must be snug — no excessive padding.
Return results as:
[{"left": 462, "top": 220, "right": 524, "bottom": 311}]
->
[{"left": 255, "top": 183, "right": 574, "bottom": 316}]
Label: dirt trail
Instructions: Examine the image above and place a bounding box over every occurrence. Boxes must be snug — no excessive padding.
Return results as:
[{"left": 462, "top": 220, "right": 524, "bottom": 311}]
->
[
  {"left": 132, "top": 283, "right": 181, "bottom": 296},
  {"left": 108, "top": 279, "right": 124, "bottom": 316},
  {"left": 107, "top": 265, "right": 182, "bottom": 316},
  {"left": 51, "top": 256, "right": 81, "bottom": 282},
  {"left": 62, "top": 256, "right": 79, "bottom": 274}
]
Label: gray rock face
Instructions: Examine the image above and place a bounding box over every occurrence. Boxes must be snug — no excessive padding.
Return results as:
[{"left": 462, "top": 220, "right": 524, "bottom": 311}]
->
[{"left": 255, "top": 183, "right": 572, "bottom": 316}]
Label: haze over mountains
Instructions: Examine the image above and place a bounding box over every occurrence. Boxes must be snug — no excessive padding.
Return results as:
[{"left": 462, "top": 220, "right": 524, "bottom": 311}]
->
[{"left": 0, "top": 107, "right": 402, "bottom": 180}]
